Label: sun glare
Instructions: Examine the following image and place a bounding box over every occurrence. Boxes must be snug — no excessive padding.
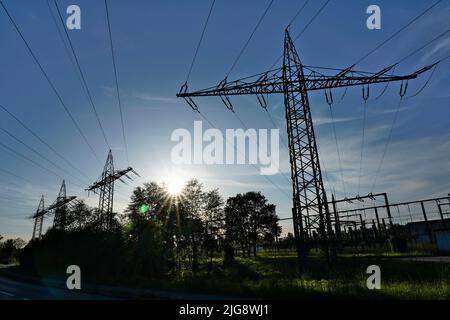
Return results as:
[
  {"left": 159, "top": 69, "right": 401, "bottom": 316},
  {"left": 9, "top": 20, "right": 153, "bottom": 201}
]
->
[{"left": 167, "top": 177, "right": 186, "bottom": 195}]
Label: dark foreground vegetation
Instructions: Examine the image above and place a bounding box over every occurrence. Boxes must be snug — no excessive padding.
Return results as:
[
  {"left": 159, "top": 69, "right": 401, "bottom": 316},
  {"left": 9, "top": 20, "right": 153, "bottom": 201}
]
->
[
  {"left": 0, "top": 234, "right": 25, "bottom": 264},
  {"left": 15, "top": 179, "right": 450, "bottom": 299},
  {"left": 19, "top": 180, "right": 280, "bottom": 285}
]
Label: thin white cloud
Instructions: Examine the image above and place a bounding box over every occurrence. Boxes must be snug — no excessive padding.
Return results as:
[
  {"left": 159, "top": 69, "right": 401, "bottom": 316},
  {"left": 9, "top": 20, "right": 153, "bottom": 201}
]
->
[{"left": 132, "top": 93, "right": 180, "bottom": 104}]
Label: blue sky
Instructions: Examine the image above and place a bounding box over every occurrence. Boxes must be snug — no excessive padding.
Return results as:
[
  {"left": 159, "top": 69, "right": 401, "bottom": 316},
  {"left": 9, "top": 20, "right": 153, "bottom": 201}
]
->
[{"left": 1, "top": 0, "right": 450, "bottom": 240}]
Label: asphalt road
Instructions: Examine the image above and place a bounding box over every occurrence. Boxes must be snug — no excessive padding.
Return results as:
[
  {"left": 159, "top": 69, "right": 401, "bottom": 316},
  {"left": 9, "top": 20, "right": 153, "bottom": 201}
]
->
[
  {"left": 0, "top": 265, "right": 233, "bottom": 300},
  {"left": 0, "top": 274, "right": 116, "bottom": 300}
]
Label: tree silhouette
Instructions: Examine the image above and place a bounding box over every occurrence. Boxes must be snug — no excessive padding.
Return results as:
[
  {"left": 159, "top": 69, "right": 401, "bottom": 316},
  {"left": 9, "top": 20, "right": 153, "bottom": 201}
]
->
[
  {"left": 0, "top": 237, "right": 26, "bottom": 263},
  {"left": 225, "top": 192, "right": 279, "bottom": 256}
]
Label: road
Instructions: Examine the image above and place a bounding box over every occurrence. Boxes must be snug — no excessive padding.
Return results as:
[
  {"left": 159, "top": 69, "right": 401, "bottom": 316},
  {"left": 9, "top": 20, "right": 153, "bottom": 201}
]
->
[
  {"left": 0, "top": 266, "right": 235, "bottom": 300},
  {"left": 0, "top": 273, "right": 117, "bottom": 300}
]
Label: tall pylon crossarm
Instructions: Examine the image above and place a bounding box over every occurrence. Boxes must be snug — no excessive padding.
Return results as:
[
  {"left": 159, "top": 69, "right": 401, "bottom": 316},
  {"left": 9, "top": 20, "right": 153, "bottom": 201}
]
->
[{"left": 176, "top": 63, "right": 432, "bottom": 99}]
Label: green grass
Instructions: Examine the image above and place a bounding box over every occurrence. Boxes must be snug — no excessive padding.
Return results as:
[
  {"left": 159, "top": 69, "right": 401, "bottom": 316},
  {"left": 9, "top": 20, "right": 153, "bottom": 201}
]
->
[{"left": 145, "top": 250, "right": 450, "bottom": 299}]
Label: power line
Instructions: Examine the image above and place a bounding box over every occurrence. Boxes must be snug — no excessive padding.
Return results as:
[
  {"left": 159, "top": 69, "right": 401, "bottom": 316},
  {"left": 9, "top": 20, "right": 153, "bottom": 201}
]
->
[
  {"left": 328, "top": 105, "right": 347, "bottom": 198},
  {"left": 237, "top": 109, "right": 290, "bottom": 184},
  {"left": 353, "top": 1, "right": 444, "bottom": 192},
  {"left": 0, "top": 0, "right": 99, "bottom": 161},
  {"left": 437, "top": 53, "right": 450, "bottom": 64},
  {"left": 227, "top": 0, "right": 275, "bottom": 77},
  {"left": 357, "top": 100, "right": 367, "bottom": 195},
  {"left": 263, "top": 100, "right": 335, "bottom": 196},
  {"left": 264, "top": 109, "right": 295, "bottom": 181},
  {"left": 0, "top": 103, "right": 89, "bottom": 180},
  {"left": 196, "top": 110, "right": 292, "bottom": 200},
  {"left": 185, "top": 0, "right": 216, "bottom": 83},
  {"left": 46, "top": 0, "right": 83, "bottom": 85},
  {"left": 181, "top": 0, "right": 291, "bottom": 201},
  {"left": 0, "top": 144, "right": 85, "bottom": 191},
  {"left": 287, "top": 0, "right": 310, "bottom": 28},
  {"left": 262, "top": 0, "right": 334, "bottom": 196},
  {"left": 0, "top": 203, "right": 36, "bottom": 211},
  {"left": 0, "top": 167, "right": 34, "bottom": 185},
  {"left": 233, "top": 110, "right": 291, "bottom": 185},
  {"left": 370, "top": 98, "right": 404, "bottom": 192},
  {"left": 104, "top": 0, "right": 129, "bottom": 166},
  {"left": 354, "top": 0, "right": 443, "bottom": 66},
  {"left": 0, "top": 141, "right": 66, "bottom": 184},
  {"left": 53, "top": 0, "right": 111, "bottom": 151},
  {"left": 0, "top": 126, "right": 87, "bottom": 186},
  {"left": 396, "top": 28, "right": 450, "bottom": 65},
  {"left": 313, "top": 2, "right": 445, "bottom": 195},
  {"left": 316, "top": 142, "right": 333, "bottom": 197},
  {"left": 270, "top": 0, "right": 332, "bottom": 69},
  {"left": 0, "top": 193, "right": 37, "bottom": 202},
  {"left": 347, "top": 2, "right": 444, "bottom": 195},
  {"left": 293, "top": 0, "right": 331, "bottom": 42},
  {"left": 0, "top": 139, "right": 86, "bottom": 192},
  {"left": 265, "top": 108, "right": 289, "bottom": 151}
]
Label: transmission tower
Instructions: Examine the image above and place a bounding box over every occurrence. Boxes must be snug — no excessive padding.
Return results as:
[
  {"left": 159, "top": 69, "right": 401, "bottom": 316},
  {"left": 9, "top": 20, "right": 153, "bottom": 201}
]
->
[
  {"left": 30, "top": 181, "right": 77, "bottom": 239},
  {"left": 31, "top": 196, "right": 46, "bottom": 240},
  {"left": 177, "top": 29, "right": 433, "bottom": 271},
  {"left": 52, "top": 180, "right": 77, "bottom": 231},
  {"left": 86, "top": 150, "right": 139, "bottom": 231}
]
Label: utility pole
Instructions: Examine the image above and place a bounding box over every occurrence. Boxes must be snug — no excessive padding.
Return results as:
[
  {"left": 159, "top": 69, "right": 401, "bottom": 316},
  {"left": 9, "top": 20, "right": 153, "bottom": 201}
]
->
[
  {"left": 86, "top": 150, "right": 139, "bottom": 231},
  {"left": 177, "top": 29, "right": 433, "bottom": 272}
]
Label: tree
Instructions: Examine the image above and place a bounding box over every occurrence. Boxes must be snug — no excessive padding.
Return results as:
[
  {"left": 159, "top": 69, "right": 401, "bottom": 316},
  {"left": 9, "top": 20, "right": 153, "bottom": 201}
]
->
[
  {"left": 177, "top": 179, "right": 207, "bottom": 275},
  {"left": 12, "top": 238, "right": 27, "bottom": 249},
  {"left": 203, "top": 189, "right": 225, "bottom": 267},
  {"left": 125, "top": 182, "right": 169, "bottom": 238},
  {"left": 65, "top": 200, "right": 92, "bottom": 230},
  {"left": 261, "top": 208, "right": 281, "bottom": 250},
  {"left": 124, "top": 179, "right": 214, "bottom": 276},
  {"left": 225, "top": 192, "right": 280, "bottom": 257},
  {"left": 279, "top": 232, "right": 296, "bottom": 249},
  {"left": 0, "top": 237, "right": 26, "bottom": 263}
]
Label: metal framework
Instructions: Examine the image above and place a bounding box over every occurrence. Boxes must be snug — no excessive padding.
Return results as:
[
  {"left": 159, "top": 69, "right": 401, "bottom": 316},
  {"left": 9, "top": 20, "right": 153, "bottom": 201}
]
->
[
  {"left": 30, "top": 180, "right": 77, "bottom": 239},
  {"left": 52, "top": 180, "right": 73, "bottom": 230},
  {"left": 86, "top": 150, "right": 138, "bottom": 231},
  {"left": 177, "top": 29, "right": 433, "bottom": 271},
  {"left": 31, "top": 196, "right": 45, "bottom": 240},
  {"left": 335, "top": 194, "right": 450, "bottom": 243}
]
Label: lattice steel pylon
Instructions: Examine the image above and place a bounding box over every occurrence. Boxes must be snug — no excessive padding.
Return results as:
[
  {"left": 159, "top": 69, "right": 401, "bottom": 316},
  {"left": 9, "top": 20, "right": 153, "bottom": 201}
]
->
[
  {"left": 52, "top": 180, "right": 77, "bottom": 231},
  {"left": 32, "top": 196, "right": 46, "bottom": 240},
  {"left": 99, "top": 150, "right": 114, "bottom": 220},
  {"left": 30, "top": 181, "right": 77, "bottom": 239},
  {"left": 86, "top": 150, "right": 138, "bottom": 231},
  {"left": 177, "top": 29, "right": 433, "bottom": 271},
  {"left": 53, "top": 180, "right": 67, "bottom": 230}
]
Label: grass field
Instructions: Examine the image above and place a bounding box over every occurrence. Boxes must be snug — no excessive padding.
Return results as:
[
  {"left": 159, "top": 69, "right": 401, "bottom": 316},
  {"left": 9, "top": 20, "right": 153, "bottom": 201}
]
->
[{"left": 139, "top": 249, "right": 450, "bottom": 299}]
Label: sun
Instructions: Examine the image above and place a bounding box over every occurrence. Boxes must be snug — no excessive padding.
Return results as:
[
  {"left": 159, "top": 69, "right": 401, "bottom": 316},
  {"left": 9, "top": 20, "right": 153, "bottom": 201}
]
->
[{"left": 166, "top": 176, "right": 186, "bottom": 195}]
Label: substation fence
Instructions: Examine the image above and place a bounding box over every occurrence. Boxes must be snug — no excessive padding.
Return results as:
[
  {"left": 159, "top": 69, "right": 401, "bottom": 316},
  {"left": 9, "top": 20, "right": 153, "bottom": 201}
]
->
[{"left": 276, "top": 193, "right": 450, "bottom": 248}]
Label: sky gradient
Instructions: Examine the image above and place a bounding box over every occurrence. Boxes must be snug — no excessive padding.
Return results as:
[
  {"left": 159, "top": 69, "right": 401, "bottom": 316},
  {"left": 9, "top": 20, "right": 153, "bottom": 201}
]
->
[{"left": 1, "top": 0, "right": 450, "bottom": 240}]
